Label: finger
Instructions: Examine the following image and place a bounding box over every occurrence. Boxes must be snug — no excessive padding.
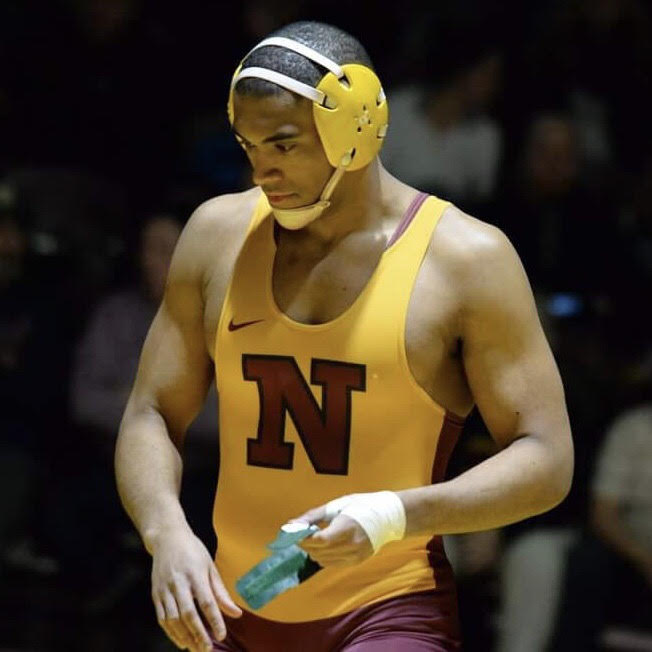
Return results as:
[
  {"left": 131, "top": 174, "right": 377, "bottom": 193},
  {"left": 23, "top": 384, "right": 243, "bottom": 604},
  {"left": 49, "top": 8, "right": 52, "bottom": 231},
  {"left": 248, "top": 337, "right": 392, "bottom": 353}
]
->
[
  {"left": 160, "top": 591, "right": 194, "bottom": 649},
  {"left": 154, "top": 594, "right": 183, "bottom": 649},
  {"left": 173, "top": 583, "right": 214, "bottom": 651},
  {"left": 287, "top": 503, "right": 329, "bottom": 526},
  {"left": 209, "top": 566, "right": 243, "bottom": 618},
  {"left": 193, "top": 579, "right": 227, "bottom": 643},
  {"left": 153, "top": 593, "right": 166, "bottom": 623}
]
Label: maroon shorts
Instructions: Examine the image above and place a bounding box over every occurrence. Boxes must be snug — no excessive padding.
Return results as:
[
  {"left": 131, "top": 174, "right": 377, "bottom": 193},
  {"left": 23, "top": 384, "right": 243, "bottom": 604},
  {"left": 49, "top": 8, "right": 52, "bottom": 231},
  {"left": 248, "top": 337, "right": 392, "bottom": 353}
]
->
[{"left": 212, "top": 588, "right": 461, "bottom": 651}]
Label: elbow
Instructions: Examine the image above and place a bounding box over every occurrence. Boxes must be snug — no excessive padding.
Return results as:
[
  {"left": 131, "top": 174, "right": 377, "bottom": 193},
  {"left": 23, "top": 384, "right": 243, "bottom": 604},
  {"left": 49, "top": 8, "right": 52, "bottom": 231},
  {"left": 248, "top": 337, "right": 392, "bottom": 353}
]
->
[
  {"left": 543, "top": 430, "right": 575, "bottom": 510},
  {"left": 522, "top": 427, "right": 574, "bottom": 515},
  {"left": 549, "top": 467, "right": 573, "bottom": 510},
  {"left": 559, "top": 428, "right": 575, "bottom": 499}
]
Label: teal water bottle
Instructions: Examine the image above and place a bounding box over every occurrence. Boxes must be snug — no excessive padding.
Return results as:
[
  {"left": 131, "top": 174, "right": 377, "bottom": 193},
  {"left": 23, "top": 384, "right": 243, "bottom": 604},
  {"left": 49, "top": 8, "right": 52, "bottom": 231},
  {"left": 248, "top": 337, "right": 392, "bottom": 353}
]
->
[{"left": 236, "top": 523, "right": 321, "bottom": 610}]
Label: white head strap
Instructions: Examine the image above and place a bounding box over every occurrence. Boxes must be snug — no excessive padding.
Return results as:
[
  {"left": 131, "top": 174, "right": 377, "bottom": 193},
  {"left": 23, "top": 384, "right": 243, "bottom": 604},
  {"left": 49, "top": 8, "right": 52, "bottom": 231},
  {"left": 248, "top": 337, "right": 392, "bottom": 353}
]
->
[
  {"left": 233, "top": 67, "right": 325, "bottom": 105},
  {"left": 231, "top": 37, "right": 343, "bottom": 109}
]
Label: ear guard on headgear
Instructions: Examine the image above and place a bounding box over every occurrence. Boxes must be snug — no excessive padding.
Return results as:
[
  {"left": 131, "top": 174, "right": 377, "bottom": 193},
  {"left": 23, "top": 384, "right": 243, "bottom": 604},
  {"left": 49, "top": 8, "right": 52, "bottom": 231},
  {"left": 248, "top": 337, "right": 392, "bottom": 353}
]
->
[
  {"left": 312, "top": 63, "right": 388, "bottom": 170},
  {"left": 226, "top": 36, "right": 389, "bottom": 229}
]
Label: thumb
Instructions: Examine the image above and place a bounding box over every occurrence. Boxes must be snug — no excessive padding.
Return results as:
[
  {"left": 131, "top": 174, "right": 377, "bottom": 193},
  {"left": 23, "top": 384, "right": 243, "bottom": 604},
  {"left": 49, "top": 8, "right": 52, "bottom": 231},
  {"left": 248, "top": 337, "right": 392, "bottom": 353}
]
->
[{"left": 286, "top": 504, "right": 328, "bottom": 527}]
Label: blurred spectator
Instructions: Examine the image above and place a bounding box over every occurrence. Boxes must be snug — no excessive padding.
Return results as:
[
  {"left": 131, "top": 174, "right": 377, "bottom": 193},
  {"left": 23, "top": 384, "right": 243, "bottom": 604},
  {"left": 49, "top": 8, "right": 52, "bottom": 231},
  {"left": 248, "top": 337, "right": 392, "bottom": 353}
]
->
[
  {"left": 0, "top": 183, "right": 58, "bottom": 576},
  {"left": 493, "top": 113, "right": 618, "bottom": 294},
  {"left": 507, "top": 0, "right": 652, "bottom": 177},
  {"left": 71, "top": 214, "right": 183, "bottom": 441},
  {"left": 382, "top": 46, "right": 503, "bottom": 210},
  {"left": 495, "top": 297, "right": 616, "bottom": 652},
  {"left": 593, "top": 404, "right": 652, "bottom": 582},
  {"left": 497, "top": 526, "right": 578, "bottom": 652},
  {"left": 550, "top": 402, "right": 652, "bottom": 650}
]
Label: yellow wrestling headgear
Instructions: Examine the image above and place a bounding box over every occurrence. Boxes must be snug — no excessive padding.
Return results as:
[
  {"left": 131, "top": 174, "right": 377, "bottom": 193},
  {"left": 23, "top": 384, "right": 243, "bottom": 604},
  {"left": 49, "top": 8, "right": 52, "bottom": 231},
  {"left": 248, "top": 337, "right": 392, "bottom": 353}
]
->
[{"left": 227, "top": 36, "right": 389, "bottom": 229}]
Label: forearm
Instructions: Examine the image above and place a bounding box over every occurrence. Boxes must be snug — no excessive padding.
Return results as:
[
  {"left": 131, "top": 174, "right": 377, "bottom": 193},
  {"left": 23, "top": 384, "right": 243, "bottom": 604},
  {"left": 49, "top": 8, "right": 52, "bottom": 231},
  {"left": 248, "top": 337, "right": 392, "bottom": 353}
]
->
[
  {"left": 398, "top": 432, "right": 573, "bottom": 536},
  {"left": 115, "top": 405, "right": 191, "bottom": 554}
]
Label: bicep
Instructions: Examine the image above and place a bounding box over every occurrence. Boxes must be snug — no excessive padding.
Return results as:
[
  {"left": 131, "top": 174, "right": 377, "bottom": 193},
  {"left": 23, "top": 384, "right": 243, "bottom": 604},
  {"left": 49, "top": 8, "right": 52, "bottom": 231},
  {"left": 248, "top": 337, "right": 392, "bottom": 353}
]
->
[
  {"left": 128, "top": 248, "right": 212, "bottom": 444},
  {"left": 461, "top": 232, "right": 570, "bottom": 451}
]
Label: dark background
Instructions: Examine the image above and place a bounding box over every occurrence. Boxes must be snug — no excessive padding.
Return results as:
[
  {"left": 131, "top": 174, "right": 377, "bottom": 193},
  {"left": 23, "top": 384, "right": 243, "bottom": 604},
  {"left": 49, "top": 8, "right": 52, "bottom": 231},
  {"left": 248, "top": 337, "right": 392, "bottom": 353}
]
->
[{"left": 1, "top": 0, "right": 651, "bottom": 650}]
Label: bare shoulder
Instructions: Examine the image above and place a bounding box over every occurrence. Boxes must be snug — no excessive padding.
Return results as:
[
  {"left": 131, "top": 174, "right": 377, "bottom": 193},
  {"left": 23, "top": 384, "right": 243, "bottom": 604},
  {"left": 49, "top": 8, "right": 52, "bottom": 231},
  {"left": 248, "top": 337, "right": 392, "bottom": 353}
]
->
[
  {"left": 434, "top": 204, "right": 517, "bottom": 273},
  {"left": 169, "top": 187, "right": 261, "bottom": 282},
  {"left": 432, "top": 203, "right": 530, "bottom": 304}
]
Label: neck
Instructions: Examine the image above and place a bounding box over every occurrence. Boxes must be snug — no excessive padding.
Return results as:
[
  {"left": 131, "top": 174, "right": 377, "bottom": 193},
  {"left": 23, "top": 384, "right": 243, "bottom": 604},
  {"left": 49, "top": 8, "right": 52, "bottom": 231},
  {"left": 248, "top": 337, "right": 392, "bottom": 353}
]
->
[{"left": 291, "top": 160, "right": 404, "bottom": 247}]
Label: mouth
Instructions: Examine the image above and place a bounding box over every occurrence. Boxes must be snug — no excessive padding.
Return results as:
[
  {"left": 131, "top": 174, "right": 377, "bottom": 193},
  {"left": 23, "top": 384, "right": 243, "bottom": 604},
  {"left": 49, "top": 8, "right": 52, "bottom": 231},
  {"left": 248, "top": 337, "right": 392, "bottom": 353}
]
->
[{"left": 265, "top": 192, "right": 295, "bottom": 204}]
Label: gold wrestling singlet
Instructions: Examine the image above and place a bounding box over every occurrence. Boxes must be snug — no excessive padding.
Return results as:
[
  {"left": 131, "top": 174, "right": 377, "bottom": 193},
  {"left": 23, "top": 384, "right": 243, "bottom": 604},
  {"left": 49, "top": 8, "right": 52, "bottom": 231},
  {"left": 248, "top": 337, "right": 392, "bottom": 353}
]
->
[{"left": 213, "top": 191, "right": 464, "bottom": 622}]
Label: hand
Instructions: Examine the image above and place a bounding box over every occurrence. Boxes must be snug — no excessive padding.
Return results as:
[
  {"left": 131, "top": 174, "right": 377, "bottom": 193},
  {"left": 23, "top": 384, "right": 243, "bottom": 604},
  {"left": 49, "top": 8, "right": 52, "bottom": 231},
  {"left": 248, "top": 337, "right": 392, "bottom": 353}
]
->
[
  {"left": 149, "top": 526, "right": 242, "bottom": 651},
  {"left": 288, "top": 503, "right": 374, "bottom": 568}
]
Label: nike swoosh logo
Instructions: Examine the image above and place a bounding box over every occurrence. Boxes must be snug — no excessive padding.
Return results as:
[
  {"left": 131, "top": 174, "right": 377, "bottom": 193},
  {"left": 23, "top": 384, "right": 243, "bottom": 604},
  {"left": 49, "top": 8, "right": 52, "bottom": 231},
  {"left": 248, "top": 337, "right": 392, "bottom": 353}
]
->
[{"left": 228, "top": 318, "right": 265, "bottom": 332}]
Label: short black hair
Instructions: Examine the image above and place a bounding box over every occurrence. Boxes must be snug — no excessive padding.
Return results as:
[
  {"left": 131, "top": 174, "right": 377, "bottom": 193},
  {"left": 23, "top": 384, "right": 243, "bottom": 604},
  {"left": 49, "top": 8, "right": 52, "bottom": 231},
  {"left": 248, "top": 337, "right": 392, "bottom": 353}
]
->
[{"left": 234, "top": 21, "right": 374, "bottom": 98}]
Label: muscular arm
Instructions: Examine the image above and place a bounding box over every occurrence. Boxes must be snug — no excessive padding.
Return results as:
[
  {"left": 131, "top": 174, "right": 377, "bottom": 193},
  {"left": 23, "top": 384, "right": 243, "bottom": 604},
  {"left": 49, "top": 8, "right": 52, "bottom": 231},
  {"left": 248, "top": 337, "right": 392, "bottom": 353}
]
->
[
  {"left": 400, "top": 223, "right": 573, "bottom": 535},
  {"left": 115, "top": 219, "right": 212, "bottom": 550},
  {"left": 115, "top": 199, "right": 243, "bottom": 649},
  {"left": 297, "top": 217, "right": 573, "bottom": 566}
]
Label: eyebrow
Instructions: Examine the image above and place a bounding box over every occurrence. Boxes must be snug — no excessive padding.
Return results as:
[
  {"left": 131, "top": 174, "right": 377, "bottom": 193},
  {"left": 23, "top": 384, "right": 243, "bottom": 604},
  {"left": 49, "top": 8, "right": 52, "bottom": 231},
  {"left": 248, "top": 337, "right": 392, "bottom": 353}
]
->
[{"left": 233, "top": 128, "right": 300, "bottom": 145}]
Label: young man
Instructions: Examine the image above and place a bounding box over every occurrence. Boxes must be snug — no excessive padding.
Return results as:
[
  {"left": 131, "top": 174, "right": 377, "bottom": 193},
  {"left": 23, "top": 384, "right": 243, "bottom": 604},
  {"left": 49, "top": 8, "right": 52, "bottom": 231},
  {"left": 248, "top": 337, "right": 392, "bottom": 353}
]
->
[{"left": 115, "top": 21, "right": 573, "bottom": 652}]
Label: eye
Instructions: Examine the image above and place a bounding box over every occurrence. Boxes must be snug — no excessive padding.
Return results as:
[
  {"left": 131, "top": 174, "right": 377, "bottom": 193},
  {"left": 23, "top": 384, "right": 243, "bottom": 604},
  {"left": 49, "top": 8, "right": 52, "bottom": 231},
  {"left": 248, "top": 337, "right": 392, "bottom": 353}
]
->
[{"left": 276, "top": 143, "right": 296, "bottom": 153}]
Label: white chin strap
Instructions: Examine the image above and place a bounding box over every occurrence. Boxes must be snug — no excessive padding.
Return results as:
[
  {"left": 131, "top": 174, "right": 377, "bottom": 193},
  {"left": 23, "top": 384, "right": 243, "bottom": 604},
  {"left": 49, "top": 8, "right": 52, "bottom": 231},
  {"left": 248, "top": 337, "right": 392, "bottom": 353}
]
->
[{"left": 271, "top": 155, "right": 349, "bottom": 230}]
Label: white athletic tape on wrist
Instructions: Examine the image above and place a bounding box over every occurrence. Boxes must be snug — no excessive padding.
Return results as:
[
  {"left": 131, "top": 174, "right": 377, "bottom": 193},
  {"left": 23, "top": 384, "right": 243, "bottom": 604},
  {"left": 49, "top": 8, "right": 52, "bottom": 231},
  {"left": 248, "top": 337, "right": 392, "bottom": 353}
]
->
[{"left": 324, "top": 491, "right": 406, "bottom": 554}]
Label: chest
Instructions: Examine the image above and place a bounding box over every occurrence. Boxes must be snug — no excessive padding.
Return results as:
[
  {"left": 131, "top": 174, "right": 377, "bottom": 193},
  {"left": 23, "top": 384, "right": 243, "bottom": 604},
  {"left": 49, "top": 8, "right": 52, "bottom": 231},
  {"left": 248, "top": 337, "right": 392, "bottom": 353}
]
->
[{"left": 204, "top": 232, "right": 471, "bottom": 416}]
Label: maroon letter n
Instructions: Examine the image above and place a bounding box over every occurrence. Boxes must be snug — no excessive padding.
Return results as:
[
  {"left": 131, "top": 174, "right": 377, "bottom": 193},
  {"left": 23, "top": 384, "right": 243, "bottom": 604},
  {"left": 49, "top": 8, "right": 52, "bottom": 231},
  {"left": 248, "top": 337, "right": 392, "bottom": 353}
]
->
[{"left": 242, "top": 355, "right": 366, "bottom": 475}]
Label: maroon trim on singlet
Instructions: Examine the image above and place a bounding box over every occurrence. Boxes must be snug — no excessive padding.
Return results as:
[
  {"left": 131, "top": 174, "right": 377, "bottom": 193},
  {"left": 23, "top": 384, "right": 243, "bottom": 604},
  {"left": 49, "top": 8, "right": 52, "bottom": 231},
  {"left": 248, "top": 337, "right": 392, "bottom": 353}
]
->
[
  {"left": 431, "top": 411, "right": 465, "bottom": 484},
  {"left": 386, "top": 192, "right": 429, "bottom": 249},
  {"left": 426, "top": 411, "right": 466, "bottom": 584},
  {"left": 215, "top": 589, "right": 461, "bottom": 651}
]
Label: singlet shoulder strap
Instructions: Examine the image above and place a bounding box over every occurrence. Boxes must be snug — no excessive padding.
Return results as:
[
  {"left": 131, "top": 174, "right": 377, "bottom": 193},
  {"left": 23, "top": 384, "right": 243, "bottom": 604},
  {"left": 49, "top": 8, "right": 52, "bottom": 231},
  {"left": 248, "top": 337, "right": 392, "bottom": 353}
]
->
[{"left": 385, "top": 193, "right": 449, "bottom": 253}]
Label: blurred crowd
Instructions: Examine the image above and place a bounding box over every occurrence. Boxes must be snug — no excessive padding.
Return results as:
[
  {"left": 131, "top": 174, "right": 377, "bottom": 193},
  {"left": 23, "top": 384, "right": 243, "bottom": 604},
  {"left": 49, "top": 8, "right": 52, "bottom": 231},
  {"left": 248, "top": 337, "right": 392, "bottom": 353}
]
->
[{"left": 1, "top": 1, "right": 651, "bottom": 650}]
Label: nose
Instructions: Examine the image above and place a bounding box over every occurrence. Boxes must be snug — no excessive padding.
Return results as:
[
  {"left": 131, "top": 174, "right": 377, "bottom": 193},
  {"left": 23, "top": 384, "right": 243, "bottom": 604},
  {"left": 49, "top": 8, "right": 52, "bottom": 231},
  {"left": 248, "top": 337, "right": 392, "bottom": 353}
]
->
[{"left": 250, "top": 151, "right": 283, "bottom": 187}]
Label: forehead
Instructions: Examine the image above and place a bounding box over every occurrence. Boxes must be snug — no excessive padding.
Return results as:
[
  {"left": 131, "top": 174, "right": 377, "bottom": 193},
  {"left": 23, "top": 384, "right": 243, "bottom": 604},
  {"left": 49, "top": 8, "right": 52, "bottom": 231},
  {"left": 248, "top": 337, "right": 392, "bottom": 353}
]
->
[{"left": 232, "top": 92, "right": 316, "bottom": 138}]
